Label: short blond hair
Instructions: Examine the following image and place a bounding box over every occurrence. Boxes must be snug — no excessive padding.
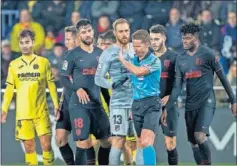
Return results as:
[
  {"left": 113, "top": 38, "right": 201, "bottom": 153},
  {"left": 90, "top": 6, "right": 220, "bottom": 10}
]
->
[
  {"left": 132, "top": 30, "right": 150, "bottom": 44},
  {"left": 112, "top": 18, "right": 130, "bottom": 30}
]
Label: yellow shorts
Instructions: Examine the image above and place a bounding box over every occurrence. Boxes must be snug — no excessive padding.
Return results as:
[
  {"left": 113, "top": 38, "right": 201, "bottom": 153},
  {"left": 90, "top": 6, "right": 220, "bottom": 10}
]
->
[{"left": 15, "top": 112, "right": 52, "bottom": 140}]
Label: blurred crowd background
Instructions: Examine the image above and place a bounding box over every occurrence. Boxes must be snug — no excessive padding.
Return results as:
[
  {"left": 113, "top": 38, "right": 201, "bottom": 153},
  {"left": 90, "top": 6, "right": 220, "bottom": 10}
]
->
[{"left": 1, "top": 0, "right": 236, "bottom": 107}]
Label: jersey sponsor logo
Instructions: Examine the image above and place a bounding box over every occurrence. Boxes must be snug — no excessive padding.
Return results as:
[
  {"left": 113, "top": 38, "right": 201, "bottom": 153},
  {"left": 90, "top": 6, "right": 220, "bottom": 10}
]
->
[
  {"left": 82, "top": 68, "right": 97, "bottom": 75},
  {"left": 185, "top": 71, "right": 202, "bottom": 79},
  {"left": 164, "top": 60, "right": 170, "bottom": 68},
  {"left": 161, "top": 72, "right": 169, "bottom": 78},
  {"left": 17, "top": 72, "right": 41, "bottom": 81},
  {"left": 196, "top": 58, "right": 202, "bottom": 65},
  {"left": 62, "top": 60, "right": 68, "bottom": 70},
  {"left": 33, "top": 64, "right": 39, "bottom": 70}
]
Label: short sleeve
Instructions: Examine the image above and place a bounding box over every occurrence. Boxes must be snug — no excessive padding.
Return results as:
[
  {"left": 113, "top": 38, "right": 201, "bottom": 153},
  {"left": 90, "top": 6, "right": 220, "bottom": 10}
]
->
[
  {"left": 174, "top": 57, "right": 183, "bottom": 78},
  {"left": 209, "top": 50, "right": 222, "bottom": 72},
  {"left": 6, "top": 63, "right": 15, "bottom": 86},
  {"left": 46, "top": 60, "right": 55, "bottom": 82},
  {"left": 60, "top": 51, "right": 75, "bottom": 76},
  {"left": 143, "top": 57, "right": 161, "bottom": 73}
]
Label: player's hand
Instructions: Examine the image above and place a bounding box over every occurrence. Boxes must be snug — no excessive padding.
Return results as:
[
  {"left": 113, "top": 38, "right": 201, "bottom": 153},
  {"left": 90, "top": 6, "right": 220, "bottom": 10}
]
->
[
  {"left": 118, "top": 47, "right": 124, "bottom": 62},
  {"left": 161, "top": 95, "right": 170, "bottom": 106},
  {"left": 112, "top": 76, "right": 129, "bottom": 89},
  {"left": 54, "top": 108, "right": 60, "bottom": 121},
  {"left": 161, "top": 109, "right": 167, "bottom": 126},
  {"left": 231, "top": 103, "right": 237, "bottom": 118},
  {"left": 77, "top": 88, "right": 90, "bottom": 104},
  {"left": 0, "top": 112, "right": 8, "bottom": 123}
]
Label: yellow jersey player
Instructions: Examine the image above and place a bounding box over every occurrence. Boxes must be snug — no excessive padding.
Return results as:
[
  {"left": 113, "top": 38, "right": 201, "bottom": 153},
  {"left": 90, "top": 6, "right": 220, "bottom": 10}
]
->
[{"left": 1, "top": 29, "right": 59, "bottom": 165}]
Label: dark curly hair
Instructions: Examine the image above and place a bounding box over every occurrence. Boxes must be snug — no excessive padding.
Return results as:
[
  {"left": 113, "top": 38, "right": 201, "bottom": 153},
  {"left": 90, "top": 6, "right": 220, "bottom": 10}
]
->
[{"left": 180, "top": 23, "right": 201, "bottom": 36}]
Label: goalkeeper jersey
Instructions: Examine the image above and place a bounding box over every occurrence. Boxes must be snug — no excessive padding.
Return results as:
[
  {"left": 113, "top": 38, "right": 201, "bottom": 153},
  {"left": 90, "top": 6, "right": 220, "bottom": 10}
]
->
[{"left": 2, "top": 54, "right": 59, "bottom": 120}]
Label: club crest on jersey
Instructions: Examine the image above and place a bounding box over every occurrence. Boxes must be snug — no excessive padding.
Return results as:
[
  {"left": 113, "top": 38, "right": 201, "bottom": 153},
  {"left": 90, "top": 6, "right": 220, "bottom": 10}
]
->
[
  {"left": 164, "top": 60, "right": 170, "bottom": 68},
  {"left": 33, "top": 64, "right": 39, "bottom": 70},
  {"left": 62, "top": 60, "right": 68, "bottom": 70},
  {"left": 196, "top": 58, "right": 202, "bottom": 65}
]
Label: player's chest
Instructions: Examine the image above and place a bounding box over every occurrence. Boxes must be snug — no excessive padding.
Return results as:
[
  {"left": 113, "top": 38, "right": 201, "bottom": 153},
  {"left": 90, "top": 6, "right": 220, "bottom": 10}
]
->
[
  {"left": 179, "top": 56, "right": 210, "bottom": 79},
  {"left": 160, "top": 58, "right": 174, "bottom": 78},
  {"left": 15, "top": 62, "right": 45, "bottom": 82},
  {"left": 74, "top": 55, "right": 99, "bottom": 75},
  {"left": 110, "top": 54, "right": 131, "bottom": 74},
  {"left": 75, "top": 55, "right": 99, "bottom": 69}
]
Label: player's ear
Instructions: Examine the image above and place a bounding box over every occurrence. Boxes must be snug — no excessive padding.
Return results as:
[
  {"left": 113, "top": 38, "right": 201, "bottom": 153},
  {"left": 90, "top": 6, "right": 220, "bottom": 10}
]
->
[{"left": 163, "top": 35, "right": 167, "bottom": 42}]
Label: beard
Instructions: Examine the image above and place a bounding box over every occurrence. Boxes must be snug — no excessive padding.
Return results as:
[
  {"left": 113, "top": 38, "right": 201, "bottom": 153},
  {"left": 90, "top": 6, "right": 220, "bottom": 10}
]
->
[
  {"left": 81, "top": 38, "right": 93, "bottom": 46},
  {"left": 153, "top": 42, "right": 164, "bottom": 52},
  {"left": 117, "top": 37, "right": 129, "bottom": 45}
]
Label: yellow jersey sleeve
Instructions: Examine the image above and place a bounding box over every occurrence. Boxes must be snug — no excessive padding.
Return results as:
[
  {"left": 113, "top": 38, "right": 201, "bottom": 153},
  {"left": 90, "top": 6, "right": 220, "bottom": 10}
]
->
[
  {"left": 46, "top": 60, "right": 59, "bottom": 109},
  {"left": 2, "top": 64, "right": 15, "bottom": 113}
]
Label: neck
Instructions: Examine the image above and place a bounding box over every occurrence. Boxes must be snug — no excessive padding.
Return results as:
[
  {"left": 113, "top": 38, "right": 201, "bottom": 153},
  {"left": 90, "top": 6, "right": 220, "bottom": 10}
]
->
[
  {"left": 115, "top": 41, "right": 129, "bottom": 50},
  {"left": 81, "top": 43, "right": 93, "bottom": 53},
  {"left": 23, "top": 52, "right": 33, "bottom": 56},
  {"left": 188, "top": 43, "right": 200, "bottom": 56},
  {"left": 154, "top": 46, "right": 167, "bottom": 57}
]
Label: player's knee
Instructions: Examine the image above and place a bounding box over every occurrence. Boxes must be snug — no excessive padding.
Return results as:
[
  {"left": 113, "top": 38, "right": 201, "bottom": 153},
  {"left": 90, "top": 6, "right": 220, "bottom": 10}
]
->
[
  {"left": 41, "top": 140, "right": 52, "bottom": 151},
  {"left": 76, "top": 138, "right": 92, "bottom": 149},
  {"left": 111, "top": 136, "right": 125, "bottom": 149},
  {"left": 56, "top": 136, "right": 67, "bottom": 147},
  {"left": 55, "top": 130, "right": 68, "bottom": 147},
  {"left": 194, "top": 132, "right": 207, "bottom": 144},
  {"left": 164, "top": 137, "right": 176, "bottom": 151},
  {"left": 23, "top": 140, "right": 35, "bottom": 153},
  {"left": 100, "top": 138, "right": 111, "bottom": 148}
]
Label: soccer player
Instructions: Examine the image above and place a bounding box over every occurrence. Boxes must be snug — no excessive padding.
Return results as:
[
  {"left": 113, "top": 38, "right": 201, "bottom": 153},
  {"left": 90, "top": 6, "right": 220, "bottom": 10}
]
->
[
  {"left": 1, "top": 29, "right": 59, "bottom": 165},
  {"left": 96, "top": 29, "right": 135, "bottom": 165},
  {"left": 166, "top": 23, "right": 237, "bottom": 165},
  {"left": 55, "top": 26, "right": 77, "bottom": 165},
  {"left": 149, "top": 24, "right": 179, "bottom": 165},
  {"left": 95, "top": 18, "right": 134, "bottom": 165},
  {"left": 118, "top": 29, "right": 161, "bottom": 165},
  {"left": 60, "top": 19, "right": 111, "bottom": 165}
]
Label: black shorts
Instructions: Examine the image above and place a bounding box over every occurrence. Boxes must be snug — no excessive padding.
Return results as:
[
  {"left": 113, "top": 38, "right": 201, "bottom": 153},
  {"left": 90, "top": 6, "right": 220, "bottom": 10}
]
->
[
  {"left": 56, "top": 100, "right": 72, "bottom": 132},
  {"left": 160, "top": 103, "right": 179, "bottom": 137},
  {"left": 132, "top": 96, "right": 161, "bottom": 137},
  {"left": 69, "top": 104, "right": 110, "bottom": 141},
  {"left": 185, "top": 101, "right": 215, "bottom": 144}
]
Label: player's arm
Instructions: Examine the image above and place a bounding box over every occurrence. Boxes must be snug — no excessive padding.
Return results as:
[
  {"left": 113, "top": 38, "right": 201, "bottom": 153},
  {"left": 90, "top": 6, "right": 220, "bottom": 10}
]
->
[
  {"left": 210, "top": 54, "right": 236, "bottom": 104},
  {"left": 1, "top": 64, "right": 15, "bottom": 123},
  {"left": 60, "top": 52, "right": 90, "bottom": 104},
  {"left": 119, "top": 50, "right": 161, "bottom": 77},
  {"left": 95, "top": 50, "right": 113, "bottom": 89},
  {"left": 209, "top": 52, "right": 236, "bottom": 116},
  {"left": 166, "top": 57, "right": 184, "bottom": 110},
  {"left": 46, "top": 60, "right": 60, "bottom": 119}
]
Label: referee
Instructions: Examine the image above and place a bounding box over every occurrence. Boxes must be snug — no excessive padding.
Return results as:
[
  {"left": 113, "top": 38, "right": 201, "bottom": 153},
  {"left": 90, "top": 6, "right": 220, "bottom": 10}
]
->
[{"left": 118, "top": 29, "right": 161, "bottom": 165}]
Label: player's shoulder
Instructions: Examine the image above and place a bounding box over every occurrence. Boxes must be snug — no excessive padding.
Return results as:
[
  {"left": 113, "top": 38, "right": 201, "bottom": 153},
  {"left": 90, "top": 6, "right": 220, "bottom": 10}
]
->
[
  {"left": 93, "top": 46, "right": 103, "bottom": 54},
  {"left": 149, "top": 52, "right": 160, "bottom": 63},
  {"left": 35, "top": 54, "right": 50, "bottom": 64},
  {"left": 199, "top": 45, "right": 217, "bottom": 58},
  {"left": 104, "top": 44, "right": 119, "bottom": 54},
  {"left": 9, "top": 56, "right": 22, "bottom": 66},
  {"left": 175, "top": 51, "right": 187, "bottom": 62},
  {"left": 64, "top": 46, "right": 81, "bottom": 59}
]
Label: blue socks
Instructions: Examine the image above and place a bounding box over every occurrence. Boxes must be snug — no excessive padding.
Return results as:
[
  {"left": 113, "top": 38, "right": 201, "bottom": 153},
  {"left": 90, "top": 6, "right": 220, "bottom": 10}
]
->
[{"left": 143, "top": 145, "right": 156, "bottom": 165}]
